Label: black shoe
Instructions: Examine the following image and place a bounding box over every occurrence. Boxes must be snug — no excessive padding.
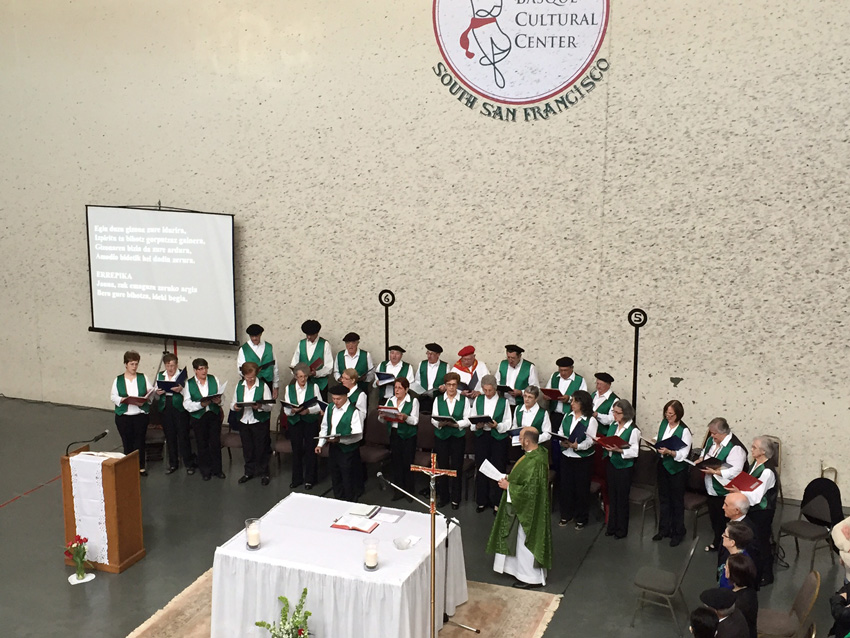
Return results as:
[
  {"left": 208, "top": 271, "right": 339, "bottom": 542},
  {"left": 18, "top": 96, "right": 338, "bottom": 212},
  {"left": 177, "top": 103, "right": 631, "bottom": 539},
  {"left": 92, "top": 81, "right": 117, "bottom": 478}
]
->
[
  {"left": 670, "top": 536, "right": 683, "bottom": 547},
  {"left": 305, "top": 483, "right": 313, "bottom": 490},
  {"left": 261, "top": 476, "right": 270, "bottom": 486},
  {"left": 202, "top": 474, "right": 211, "bottom": 481},
  {"left": 759, "top": 576, "right": 774, "bottom": 587},
  {"left": 476, "top": 505, "right": 486, "bottom": 513},
  {"left": 186, "top": 468, "right": 196, "bottom": 476},
  {"left": 437, "top": 498, "right": 449, "bottom": 508},
  {"left": 139, "top": 469, "right": 148, "bottom": 477},
  {"left": 165, "top": 467, "right": 178, "bottom": 475},
  {"left": 289, "top": 481, "right": 302, "bottom": 489},
  {"left": 239, "top": 475, "right": 253, "bottom": 484},
  {"left": 451, "top": 503, "right": 460, "bottom": 510},
  {"left": 652, "top": 533, "right": 665, "bottom": 541},
  {"left": 615, "top": 533, "right": 627, "bottom": 540},
  {"left": 512, "top": 580, "right": 543, "bottom": 589},
  {"left": 574, "top": 521, "right": 585, "bottom": 530},
  {"left": 214, "top": 472, "right": 226, "bottom": 479},
  {"left": 605, "top": 530, "right": 616, "bottom": 537}
]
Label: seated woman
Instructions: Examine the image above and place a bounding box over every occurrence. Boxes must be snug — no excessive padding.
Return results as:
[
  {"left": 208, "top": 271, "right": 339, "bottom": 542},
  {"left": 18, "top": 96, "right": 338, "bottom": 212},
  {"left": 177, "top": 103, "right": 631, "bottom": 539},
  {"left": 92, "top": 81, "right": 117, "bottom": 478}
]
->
[
  {"left": 283, "top": 362, "right": 323, "bottom": 489},
  {"left": 558, "top": 389, "right": 598, "bottom": 529},
  {"left": 601, "top": 399, "right": 640, "bottom": 539},
  {"left": 431, "top": 372, "right": 470, "bottom": 510},
  {"left": 724, "top": 552, "right": 758, "bottom": 638},
  {"left": 718, "top": 521, "right": 753, "bottom": 588},
  {"left": 110, "top": 350, "right": 153, "bottom": 475},
  {"left": 378, "top": 378, "right": 419, "bottom": 500},
  {"left": 465, "top": 374, "right": 512, "bottom": 514}
]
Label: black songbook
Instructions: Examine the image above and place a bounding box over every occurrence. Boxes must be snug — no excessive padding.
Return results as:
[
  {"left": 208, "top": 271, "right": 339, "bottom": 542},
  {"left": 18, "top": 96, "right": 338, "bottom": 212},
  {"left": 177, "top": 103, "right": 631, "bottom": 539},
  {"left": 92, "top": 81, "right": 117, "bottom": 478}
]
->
[
  {"left": 157, "top": 368, "right": 188, "bottom": 393},
  {"left": 375, "top": 371, "right": 396, "bottom": 386},
  {"left": 258, "top": 359, "right": 276, "bottom": 370},
  {"left": 496, "top": 385, "right": 514, "bottom": 395},
  {"left": 468, "top": 415, "right": 495, "bottom": 426},
  {"left": 234, "top": 399, "right": 277, "bottom": 408},
  {"left": 565, "top": 422, "right": 588, "bottom": 444},
  {"left": 432, "top": 415, "right": 460, "bottom": 428},
  {"left": 654, "top": 435, "right": 687, "bottom": 452},
  {"left": 693, "top": 457, "right": 732, "bottom": 470},
  {"left": 280, "top": 396, "right": 319, "bottom": 411}
]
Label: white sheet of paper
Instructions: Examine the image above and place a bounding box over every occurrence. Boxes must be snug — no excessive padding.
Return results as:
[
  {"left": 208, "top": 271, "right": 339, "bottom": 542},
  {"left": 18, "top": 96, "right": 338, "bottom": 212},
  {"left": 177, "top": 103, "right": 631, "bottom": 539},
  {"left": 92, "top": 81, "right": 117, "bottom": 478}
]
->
[
  {"left": 511, "top": 435, "right": 520, "bottom": 446},
  {"left": 479, "top": 459, "right": 506, "bottom": 483},
  {"left": 374, "top": 511, "right": 404, "bottom": 524}
]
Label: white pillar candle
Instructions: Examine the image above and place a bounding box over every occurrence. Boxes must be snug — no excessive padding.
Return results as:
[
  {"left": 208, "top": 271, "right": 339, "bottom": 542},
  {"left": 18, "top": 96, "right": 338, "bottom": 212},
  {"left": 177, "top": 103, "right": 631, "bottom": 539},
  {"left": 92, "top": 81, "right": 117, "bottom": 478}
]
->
[
  {"left": 365, "top": 548, "right": 378, "bottom": 568},
  {"left": 247, "top": 523, "right": 260, "bottom": 547}
]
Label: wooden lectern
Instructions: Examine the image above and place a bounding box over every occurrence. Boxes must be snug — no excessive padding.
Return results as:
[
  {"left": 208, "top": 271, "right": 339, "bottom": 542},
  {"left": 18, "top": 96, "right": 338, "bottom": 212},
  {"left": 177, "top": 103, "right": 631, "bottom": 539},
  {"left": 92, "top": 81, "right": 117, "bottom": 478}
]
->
[{"left": 60, "top": 447, "right": 146, "bottom": 573}]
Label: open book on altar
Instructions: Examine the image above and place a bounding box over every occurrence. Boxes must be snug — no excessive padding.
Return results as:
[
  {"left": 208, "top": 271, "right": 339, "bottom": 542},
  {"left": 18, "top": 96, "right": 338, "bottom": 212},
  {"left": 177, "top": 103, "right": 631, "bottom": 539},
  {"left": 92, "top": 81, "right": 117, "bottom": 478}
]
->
[{"left": 331, "top": 514, "right": 378, "bottom": 533}]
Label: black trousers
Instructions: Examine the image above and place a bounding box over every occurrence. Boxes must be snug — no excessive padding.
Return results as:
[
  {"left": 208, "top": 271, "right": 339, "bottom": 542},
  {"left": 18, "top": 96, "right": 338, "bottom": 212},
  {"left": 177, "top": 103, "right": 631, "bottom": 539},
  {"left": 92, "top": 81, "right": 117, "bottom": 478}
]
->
[
  {"left": 289, "top": 419, "right": 320, "bottom": 485},
  {"left": 239, "top": 420, "right": 271, "bottom": 477},
  {"left": 707, "top": 494, "right": 726, "bottom": 548},
  {"left": 115, "top": 413, "right": 148, "bottom": 470},
  {"left": 606, "top": 461, "right": 633, "bottom": 537},
  {"left": 192, "top": 411, "right": 222, "bottom": 478},
  {"left": 748, "top": 507, "right": 775, "bottom": 581},
  {"left": 560, "top": 455, "right": 593, "bottom": 524},
  {"left": 549, "top": 412, "right": 564, "bottom": 476},
  {"left": 435, "top": 435, "right": 465, "bottom": 504},
  {"left": 656, "top": 463, "right": 688, "bottom": 538},
  {"left": 329, "top": 445, "right": 360, "bottom": 501},
  {"left": 474, "top": 432, "right": 509, "bottom": 507},
  {"left": 161, "top": 401, "right": 194, "bottom": 469},
  {"left": 390, "top": 430, "right": 417, "bottom": 494}
]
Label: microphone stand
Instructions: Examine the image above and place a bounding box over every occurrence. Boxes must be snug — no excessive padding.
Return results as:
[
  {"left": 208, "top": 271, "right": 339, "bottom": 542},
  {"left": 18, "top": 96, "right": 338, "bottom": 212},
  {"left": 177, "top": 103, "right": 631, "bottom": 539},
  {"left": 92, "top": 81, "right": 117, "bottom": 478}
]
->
[
  {"left": 65, "top": 431, "right": 109, "bottom": 457},
  {"left": 378, "top": 471, "right": 479, "bottom": 634}
]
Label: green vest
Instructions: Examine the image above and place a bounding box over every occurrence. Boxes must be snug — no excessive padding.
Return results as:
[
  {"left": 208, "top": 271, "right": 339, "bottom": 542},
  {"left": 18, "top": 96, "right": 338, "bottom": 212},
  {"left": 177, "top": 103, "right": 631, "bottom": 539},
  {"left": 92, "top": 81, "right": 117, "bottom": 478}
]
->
[
  {"left": 286, "top": 382, "right": 319, "bottom": 425},
  {"left": 387, "top": 397, "right": 416, "bottom": 439},
  {"left": 547, "top": 372, "right": 584, "bottom": 412},
  {"left": 657, "top": 420, "right": 688, "bottom": 475},
  {"left": 515, "top": 406, "right": 546, "bottom": 435},
  {"left": 348, "top": 388, "right": 364, "bottom": 412},
  {"left": 498, "top": 359, "right": 533, "bottom": 392},
  {"left": 156, "top": 371, "right": 185, "bottom": 412},
  {"left": 241, "top": 342, "right": 275, "bottom": 385},
  {"left": 236, "top": 381, "right": 270, "bottom": 423},
  {"left": 592, "top": 391, "right": 618, "bottom": 436},
  {"left": 473, "top": 395, "right": 508, "bottom": 440},
  {"left": 336, "top": 349, "right": 369, "bottom": 378},
  {"left": 115, "top": 374, "right": 150, "bottom": 415},
  {"left": 326, "top": 403, "right": 359, "bottom": 453},
  {"left": 608, "top": 422, "right": 637, "bottom": 469},
  {"left": 561, "top": 413, "right": 594, "bottom": 458},
  {"left": 187, "top": 375, "right": 221, "bottom": 418},
  {"left": 418, "top": 360, "right": 448, "bottom": 391},
  {"left": 702, "top": 436, "right": 742, "bottom": 495},
  {"left": 299, "top": 337, "right": 328, "bottom": 390},
  {"left": 434, "top": 394, "right": 466, "bottom": 440},
  {"left": 749, "top": 461, "right": 771, "bottom": 509}
]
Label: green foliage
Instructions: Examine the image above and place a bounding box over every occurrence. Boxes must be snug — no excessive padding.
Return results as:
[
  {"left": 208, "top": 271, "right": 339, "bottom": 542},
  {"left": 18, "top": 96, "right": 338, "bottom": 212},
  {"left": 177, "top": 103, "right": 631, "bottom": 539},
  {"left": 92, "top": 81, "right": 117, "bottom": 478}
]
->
[{"left": 255, "top": 588, "right": 311, "bottom": 638}]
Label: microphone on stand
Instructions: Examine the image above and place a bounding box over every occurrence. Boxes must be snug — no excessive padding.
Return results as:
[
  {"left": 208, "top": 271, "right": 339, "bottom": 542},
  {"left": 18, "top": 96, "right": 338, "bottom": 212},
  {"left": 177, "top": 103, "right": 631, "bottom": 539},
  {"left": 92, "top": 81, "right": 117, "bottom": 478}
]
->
[
  {"left": 65, "top": 430, "right": 109, "bottom": 456},
  {"left": 376, "top": 473, "right": 459, "bottom": 526}
]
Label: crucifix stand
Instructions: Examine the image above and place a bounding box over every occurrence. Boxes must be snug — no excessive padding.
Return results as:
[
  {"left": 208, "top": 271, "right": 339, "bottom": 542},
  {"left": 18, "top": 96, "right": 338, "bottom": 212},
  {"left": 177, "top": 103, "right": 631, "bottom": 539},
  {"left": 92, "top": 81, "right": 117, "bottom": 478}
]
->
[{"left": 410, "top": 453, "right": 457, "bottom": 638}]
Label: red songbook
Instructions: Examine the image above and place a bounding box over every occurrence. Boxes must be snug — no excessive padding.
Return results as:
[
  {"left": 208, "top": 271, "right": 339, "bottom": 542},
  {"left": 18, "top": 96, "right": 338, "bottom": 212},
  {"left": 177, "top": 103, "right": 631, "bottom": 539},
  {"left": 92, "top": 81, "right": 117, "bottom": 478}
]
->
[
  {"left": 595, "top": 435, "right": 631, "bottom": 449},
  {"left": 540, "top": 388, "right": 563, "bottom": 401},
  {"left": 725, "top": 472, "right": 763, "bottom": 492},
  {"left": 309, "top": 358, "right": 324, "bottom": 372}
]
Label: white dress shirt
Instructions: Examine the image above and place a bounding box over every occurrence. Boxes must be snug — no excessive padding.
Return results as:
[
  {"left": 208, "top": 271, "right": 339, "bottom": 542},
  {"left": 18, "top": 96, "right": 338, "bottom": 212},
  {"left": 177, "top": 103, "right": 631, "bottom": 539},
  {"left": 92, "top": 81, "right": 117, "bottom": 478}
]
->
[
  {"left": 332, "top": 348, "right": 375, "bottom": 383},
  {"left": 592, "top": 389, "right": 616, "bottom": 426},
  {"left": 378, "top": 394, "right": 420, "bottom": 428},
  {"left": 236, "top": 340, "right": 280, "bottom": 388},
  {"left": 181, "top": 377, "right": 221, "bottom": 413},
  {"left": 230, "top": 380, "right": 272, "bottom": 424},
  {"left": 413, "top": 360, "right": 448, "bottom": 394},
  {"left": 512, "top": 403, "right": 551, "bottom": 445},
  {"left": 290, "top": 338, "right": 334, "bottom": 380},
  {"left": 374, "top": 360, "right": 416, "bottom": 400},
  {"left": 348, "top": 386, "right": 368, "bottom": 423},
  {"left": 742, "top": 461, "right": 777, "bottom": 508},
  {"left": 499, "top": 358, "right": 539, "bottom": 406},
  {"left": 658, "top": 421, "right": 693, "bottom": 462},
  {"left": 110, "top": 374, "right": 152, "bottom": 416},
  {"left": 701, "top": 433, "right": 746, "bottom": 495},
  {"left": 464, "top": 394, "right": 512, "bottom": 433},
  {"left": 317, "top": 404, "right": 363, "bottom": 447},
  {"left": 451, "top": 360, "right": 490, "bottom": 393}
]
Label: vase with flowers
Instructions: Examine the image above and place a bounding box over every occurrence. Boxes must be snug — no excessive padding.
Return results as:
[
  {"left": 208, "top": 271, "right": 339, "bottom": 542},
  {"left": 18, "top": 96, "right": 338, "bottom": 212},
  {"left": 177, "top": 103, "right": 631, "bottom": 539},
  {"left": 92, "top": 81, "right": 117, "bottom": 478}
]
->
[{"left": 64, "top": 535, "right": 94, "bottom": 584}]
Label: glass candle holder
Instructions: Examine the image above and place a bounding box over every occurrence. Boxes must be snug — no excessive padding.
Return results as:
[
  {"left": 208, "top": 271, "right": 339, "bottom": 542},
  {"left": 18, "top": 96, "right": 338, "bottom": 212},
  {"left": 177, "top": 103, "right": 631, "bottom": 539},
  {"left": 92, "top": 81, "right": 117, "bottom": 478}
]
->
[
  {"left": 363, "top": 538, "right": 379, "bottom": 571},
  {"left": 245, "top": 518, "right": 261, "bottom": 550}
]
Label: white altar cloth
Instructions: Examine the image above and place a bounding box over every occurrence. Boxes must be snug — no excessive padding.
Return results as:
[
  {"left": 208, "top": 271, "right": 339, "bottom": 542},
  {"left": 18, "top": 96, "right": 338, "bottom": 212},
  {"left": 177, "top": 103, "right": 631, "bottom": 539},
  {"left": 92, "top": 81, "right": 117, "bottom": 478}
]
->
[{"left": 211, "top": 493, "right": 468, "bottom": 638}]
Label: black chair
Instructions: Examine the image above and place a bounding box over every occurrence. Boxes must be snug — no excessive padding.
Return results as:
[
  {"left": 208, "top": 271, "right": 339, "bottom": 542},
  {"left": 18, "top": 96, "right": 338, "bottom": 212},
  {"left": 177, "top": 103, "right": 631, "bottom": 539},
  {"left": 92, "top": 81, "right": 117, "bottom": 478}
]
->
[{"left": 778, "top": 478, "right": 842, "bottom": 571}]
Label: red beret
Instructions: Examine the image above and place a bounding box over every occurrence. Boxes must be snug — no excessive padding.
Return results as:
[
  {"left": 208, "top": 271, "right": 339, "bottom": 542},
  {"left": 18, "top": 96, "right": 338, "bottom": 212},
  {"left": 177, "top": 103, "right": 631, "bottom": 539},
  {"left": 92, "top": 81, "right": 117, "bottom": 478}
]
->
[{"left": 457, "top": 345, "right": 475, "bottom": 357}]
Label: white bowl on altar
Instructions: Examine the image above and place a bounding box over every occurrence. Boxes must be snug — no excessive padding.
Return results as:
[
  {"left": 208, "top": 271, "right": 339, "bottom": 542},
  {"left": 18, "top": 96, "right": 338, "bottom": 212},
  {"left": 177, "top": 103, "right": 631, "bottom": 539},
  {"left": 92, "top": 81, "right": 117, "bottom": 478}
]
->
[{"left": 393, "top": 537, "right": 412, "bottom": 550}]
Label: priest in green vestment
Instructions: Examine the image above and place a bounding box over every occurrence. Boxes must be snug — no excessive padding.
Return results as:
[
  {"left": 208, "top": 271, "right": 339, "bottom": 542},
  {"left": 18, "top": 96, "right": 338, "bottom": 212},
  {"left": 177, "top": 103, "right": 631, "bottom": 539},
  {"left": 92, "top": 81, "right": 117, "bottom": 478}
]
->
[{"left": 487, "top": 426, "right": 552, "bottom": 588}]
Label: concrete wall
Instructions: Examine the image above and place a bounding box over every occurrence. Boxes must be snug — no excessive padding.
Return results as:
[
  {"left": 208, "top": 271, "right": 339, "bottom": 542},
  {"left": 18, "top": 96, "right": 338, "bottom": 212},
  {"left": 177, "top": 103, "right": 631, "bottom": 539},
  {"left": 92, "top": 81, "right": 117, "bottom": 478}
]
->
[{"left": 1, "top": 0, "right": 847, "bottom": 498}]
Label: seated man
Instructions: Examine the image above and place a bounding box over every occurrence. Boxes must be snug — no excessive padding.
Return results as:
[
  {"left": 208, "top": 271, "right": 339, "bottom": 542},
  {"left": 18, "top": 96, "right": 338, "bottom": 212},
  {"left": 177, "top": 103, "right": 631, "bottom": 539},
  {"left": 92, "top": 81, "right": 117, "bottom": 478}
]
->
[{"left": 487, "top": 426, "right": 552, "bottom": 589}]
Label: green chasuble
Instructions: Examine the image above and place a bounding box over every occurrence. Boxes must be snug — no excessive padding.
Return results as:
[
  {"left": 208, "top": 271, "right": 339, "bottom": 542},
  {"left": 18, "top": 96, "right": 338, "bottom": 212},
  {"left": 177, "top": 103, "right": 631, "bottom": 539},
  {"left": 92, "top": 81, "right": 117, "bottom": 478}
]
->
[{"left": 486, "top": 445, "right": 552, "bottom": 570}]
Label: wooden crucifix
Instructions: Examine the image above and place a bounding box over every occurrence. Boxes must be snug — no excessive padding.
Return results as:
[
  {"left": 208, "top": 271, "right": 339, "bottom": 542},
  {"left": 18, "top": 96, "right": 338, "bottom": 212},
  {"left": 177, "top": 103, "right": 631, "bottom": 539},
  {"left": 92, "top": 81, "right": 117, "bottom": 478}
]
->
[{"left": 410, "top": 453, "right": 457, "bottom": 638}]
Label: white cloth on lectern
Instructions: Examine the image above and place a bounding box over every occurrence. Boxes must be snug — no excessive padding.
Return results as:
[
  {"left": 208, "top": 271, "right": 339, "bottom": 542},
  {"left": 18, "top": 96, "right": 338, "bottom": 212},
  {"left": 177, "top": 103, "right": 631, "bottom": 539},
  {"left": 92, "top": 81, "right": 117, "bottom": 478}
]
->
[
  {"left": 492, "top": 523, "right": 547, "bottom": 585},
  {"left": 69, "top": 453, "right": 109, "bottom": 564}
]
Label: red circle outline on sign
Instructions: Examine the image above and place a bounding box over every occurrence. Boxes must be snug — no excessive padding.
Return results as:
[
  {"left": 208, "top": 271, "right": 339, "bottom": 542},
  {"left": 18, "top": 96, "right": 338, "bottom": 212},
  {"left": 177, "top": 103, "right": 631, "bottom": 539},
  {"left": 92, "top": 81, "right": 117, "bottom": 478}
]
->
[{"left": 432, "top": 1, "right": 610, "bottom": 106}]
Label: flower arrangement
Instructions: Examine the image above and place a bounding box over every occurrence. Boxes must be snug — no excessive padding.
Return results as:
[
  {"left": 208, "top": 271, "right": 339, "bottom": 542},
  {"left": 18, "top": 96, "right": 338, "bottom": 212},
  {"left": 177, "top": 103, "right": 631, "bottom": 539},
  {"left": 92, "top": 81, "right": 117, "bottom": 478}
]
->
[
  {"left": 64, "top": 535, "right": 89, "bottom": 580},
  {"left": 255, "top": 587, "right": 311, "bottom": 638}
]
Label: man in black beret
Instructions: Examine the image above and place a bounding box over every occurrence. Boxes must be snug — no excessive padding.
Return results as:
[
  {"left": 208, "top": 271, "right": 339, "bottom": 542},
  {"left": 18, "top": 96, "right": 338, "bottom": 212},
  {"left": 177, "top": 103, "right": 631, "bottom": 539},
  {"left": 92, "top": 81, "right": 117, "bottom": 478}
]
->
[
  {"left": 314, "top": 385, "right": 363, "bottom": 501},
  {"left": 237, "top": 323, "right": 279, "bottom": 399},
  {"left": 333, "top": 332, "right": 374, "bottom": 394},
  {"left": 699, "top": 587, "right": 749, "bottom": 638},
  {"left": 413, "top": 343, "right": 448, "bottom": 413},
  {"left": 591, "top": 372, "right": 618, "bottom": 437},
  {"left": 496, "top": 344, "right": 539, "bottom": 411},
  {"left": 291, "top": 319, "right": 333, "bottom": 400},
  {"left": 545, "top": 357, "right": 587, "bottom": 476},
  {"left": 374, "top": 345, "right": 415, "bottom": 404}
]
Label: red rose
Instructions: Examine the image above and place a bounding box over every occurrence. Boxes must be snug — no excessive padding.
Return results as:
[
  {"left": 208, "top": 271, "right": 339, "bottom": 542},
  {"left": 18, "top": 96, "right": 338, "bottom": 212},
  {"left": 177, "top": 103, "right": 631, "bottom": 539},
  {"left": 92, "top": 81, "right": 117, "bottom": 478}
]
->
[
  {"left": 81, "top": 537, "right": 88, "bottom": 543},
  {"left": 64, "top": 550, "right": 72, "bottom": 558}
]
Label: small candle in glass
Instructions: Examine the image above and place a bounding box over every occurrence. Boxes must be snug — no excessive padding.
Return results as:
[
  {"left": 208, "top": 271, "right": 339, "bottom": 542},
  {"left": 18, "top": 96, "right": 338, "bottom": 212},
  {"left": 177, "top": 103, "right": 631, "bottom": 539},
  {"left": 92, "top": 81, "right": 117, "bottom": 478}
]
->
[
  {"left": 363, "top": 538, "right": 378, "bottom": 571},
  {"left": 246, "top": 518, "right": 261, "bottom": 550}
]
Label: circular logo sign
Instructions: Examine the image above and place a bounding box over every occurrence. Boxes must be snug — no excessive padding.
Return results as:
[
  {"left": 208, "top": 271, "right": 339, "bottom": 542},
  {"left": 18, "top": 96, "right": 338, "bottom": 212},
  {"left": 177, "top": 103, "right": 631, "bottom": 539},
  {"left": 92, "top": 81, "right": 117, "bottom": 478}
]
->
[
  {"left": 433, "top": 0, "right": 610, "bottom": 105},
  {"left": 627, "top": 308, "right": 648, "bottom": 329}
]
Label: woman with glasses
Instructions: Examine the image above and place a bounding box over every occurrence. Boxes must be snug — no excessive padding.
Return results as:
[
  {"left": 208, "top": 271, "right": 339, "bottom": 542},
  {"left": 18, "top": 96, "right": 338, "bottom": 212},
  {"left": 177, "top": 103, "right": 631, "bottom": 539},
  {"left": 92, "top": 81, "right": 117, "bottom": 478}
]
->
[{"left": 557, "top": 389, "right": 597, "bottom": 529}]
